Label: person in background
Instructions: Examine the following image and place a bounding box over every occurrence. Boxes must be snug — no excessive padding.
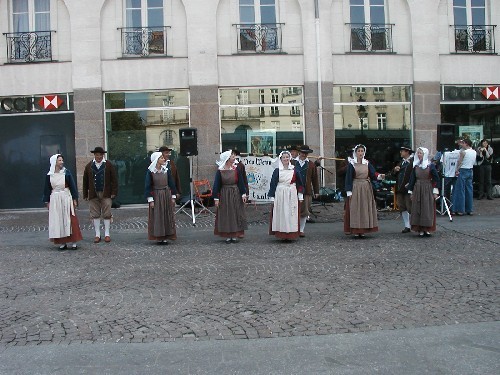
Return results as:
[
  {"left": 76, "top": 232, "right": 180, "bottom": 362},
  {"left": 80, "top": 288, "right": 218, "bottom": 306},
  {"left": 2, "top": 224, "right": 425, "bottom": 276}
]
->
[
  {"left": 83, "top": 147, "right": 119, "bottom": 243},
  {"left": 451, "top": 138, "right": 476, "bottom": 216},
  {"left": 344, "top": 145, "right": 385, "bottom": 238},
  {"left": 407, "top": 147, "right": 440, "bottom": 237},
  {"left": 144, "top": 152, "right": 178, "bottom": 245},
  {"left": 159, "top": 146, "right": 182, "bottom": 200},
  {"left": 392, "top": 146, "right": 414, "bottom": 233},
  {"left": 43, "top": 154, "right": 83, "bottom": 250},
  {"left": 287, "top": 145, "right": 300, "bottom": 162},
  {"left": 212, "top": 150, "right": 248, "bottom": 243},
  {"left": 476, "top": 139, "right": 494, "bottom": 200},
  {"left": 295, "top": 145, "right": 319, "bottom": 237},
  {"left": 268, "top": 151, "right": 304, "bottom": 241}
]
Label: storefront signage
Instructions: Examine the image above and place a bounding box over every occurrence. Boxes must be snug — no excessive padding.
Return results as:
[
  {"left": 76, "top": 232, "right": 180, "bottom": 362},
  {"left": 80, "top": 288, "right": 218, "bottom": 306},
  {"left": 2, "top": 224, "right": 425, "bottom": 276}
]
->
[
  {"left": 0, "top": 94, "right": 72, "bottom": 114},
  {"left": 482, "top": 86, "right": 499, "bottom": 100}
]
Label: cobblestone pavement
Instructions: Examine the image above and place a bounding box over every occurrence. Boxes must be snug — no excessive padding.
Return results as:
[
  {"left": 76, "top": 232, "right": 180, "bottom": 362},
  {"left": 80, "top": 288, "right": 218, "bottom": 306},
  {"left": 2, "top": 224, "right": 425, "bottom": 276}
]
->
[{"left": 0, "top": 199, "right": 499, "bottom": 348}]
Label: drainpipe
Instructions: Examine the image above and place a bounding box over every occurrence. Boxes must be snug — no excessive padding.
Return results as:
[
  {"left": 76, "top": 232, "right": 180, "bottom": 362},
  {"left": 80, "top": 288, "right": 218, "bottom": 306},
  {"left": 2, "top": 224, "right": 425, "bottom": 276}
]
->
[{"left": 314, "top": 0, "right": 325, "bottom": 183}]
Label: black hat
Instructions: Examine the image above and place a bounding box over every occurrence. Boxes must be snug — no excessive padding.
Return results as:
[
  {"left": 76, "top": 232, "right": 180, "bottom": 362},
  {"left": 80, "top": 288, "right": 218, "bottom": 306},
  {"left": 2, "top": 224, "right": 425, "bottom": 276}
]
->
[
  {"left": 299, "top": 145, "right": 314, "bottom": 154},
  {"left": 232, "top": 149, "right": 241, "bottom": 156},
  {"left": 400, "top": 145, "right": 413, "bottom": 153},
  {"left": 90, "top": 147, "right": 107, "bottom": 154},
  {"left": 287, "top": 145, "right": 300, "bottom": 152},
  {"left": 158, "top": 146, "right": 172, "bottom": 152}
]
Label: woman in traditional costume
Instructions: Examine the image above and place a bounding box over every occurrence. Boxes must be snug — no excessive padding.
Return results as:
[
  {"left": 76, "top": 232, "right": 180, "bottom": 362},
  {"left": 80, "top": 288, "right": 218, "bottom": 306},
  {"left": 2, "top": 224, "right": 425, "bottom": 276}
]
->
[
  {"left": 43, "top": 154, "right": 83, "bottom": 250},
  {"left": 212, "top": 150, "right": 248, "bottom": 243},
  {"left": 344, "top": 145, "right": 385, "bottom": 238},
  {"left": 407, "top": 147, "right": 440, "bottom": 237},
  {"left": 268, "top": 151, "right": 304, "bottom": 240},
  {"left": 144, "top": 152, "right": 178, "bottom": 245}
]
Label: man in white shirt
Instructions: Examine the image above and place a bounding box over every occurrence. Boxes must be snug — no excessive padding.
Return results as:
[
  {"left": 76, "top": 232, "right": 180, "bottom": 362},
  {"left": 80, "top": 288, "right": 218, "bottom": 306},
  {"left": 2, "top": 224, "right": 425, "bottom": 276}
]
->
[{"left": 452, "top": 139, "right": 476, "bottom": 216}]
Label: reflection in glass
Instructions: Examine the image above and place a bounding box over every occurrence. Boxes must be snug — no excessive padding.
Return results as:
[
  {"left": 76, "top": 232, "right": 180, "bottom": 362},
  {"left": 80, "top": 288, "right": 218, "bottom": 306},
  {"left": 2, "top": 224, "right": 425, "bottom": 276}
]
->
[{"left": 220, "top": 87, "right": 304, "bottom": 155}]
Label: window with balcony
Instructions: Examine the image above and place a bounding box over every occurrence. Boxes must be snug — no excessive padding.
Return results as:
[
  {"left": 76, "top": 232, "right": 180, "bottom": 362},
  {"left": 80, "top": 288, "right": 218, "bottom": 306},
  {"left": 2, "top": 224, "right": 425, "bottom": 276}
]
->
[
  {"left": 119, "top": 0, "right": 168, "bottom": 57},
  {"left": 348, "top": 0, "right": 393, "bottom": 53},
  {"left": 452, "top": 0, "right": 495, "bottom": 53},
  {"left": 5, "top": 0, "right": 53, "bottom": 63},
  {"left": 235, "top": 0, "right": 283, "bottom": 53}
]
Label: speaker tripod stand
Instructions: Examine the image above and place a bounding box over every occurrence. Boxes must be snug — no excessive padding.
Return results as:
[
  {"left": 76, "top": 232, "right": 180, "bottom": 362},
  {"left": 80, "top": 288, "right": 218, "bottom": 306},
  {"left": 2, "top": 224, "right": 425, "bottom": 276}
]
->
[{"left": 175, "top": 156, "right": 205, "bottom": 225}]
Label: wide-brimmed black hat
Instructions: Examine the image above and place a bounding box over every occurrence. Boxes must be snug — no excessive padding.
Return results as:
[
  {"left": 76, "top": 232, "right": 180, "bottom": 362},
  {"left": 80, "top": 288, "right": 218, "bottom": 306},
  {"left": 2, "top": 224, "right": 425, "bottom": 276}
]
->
[
  {"left": 158, "top": 146, "right": 172, "bottom": 152},
  {"left": 400, "top": 145, "right": 413, "bottom": 153},
  {"left": 299, "top": 145, "right": 314, "bottom": 154},
  {"left": 232, "top": 149, "right": 241, "bottom": 156},
  {"left": 90, "top": 147, "right": 107, "bottom": 154}
]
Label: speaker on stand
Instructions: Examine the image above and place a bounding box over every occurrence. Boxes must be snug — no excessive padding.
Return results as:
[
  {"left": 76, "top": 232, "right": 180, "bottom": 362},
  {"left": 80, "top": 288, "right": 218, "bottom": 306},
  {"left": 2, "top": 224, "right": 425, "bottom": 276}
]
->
[
  {"left": 437, "top": 123, "right": 456, "bottom": 152},
  {"left": 176, "top": 128, "right": 201, "bottom": 225}
]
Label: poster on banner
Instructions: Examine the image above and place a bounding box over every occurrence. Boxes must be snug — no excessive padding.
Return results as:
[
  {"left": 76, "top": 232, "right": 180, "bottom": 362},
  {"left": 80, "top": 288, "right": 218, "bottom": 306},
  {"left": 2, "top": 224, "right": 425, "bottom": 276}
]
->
[
  {"left": 240, "top": 155, "right": 277, "bottom": 202},
  {"left": 247, "top": 131, "right": 276, "bottom": 156},
  {"left": 443, "top": 151, "right": 460, "bottom": 177},
  {"left": 458, "top": 125, "right": 483, "bottom": 148}
]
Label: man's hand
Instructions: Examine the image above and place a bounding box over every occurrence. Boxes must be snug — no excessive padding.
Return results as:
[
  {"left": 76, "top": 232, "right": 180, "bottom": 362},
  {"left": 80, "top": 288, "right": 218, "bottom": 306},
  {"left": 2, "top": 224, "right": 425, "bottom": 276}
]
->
[{"left": 149, "top": 201, "right": 154, "bottom": 208}]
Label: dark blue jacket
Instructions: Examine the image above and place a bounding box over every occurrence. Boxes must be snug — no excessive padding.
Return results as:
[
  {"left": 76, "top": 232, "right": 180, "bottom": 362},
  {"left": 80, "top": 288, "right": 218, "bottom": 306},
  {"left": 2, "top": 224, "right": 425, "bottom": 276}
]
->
[
  {"left": 42, "top": 170, "right": 79, "bottom": 203},
  {"left": 211, "top": 168, "right": 247, "bottom": 199},
  {"left": 344, "top": 162, "right": 379, "bottom": 193}
]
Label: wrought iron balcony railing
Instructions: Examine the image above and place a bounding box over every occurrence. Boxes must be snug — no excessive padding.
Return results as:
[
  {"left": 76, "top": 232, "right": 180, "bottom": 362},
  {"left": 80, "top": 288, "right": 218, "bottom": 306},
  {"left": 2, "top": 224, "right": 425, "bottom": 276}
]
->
[
  {"left": 118, "top": 26, "right": 170, "bottom": 57},
  {"left": 347, "top": 23, "right": 394, "bottom": 52},
  {"left": 233, "top": 23, "right": 284, "bottom": 53},
  {"left": 3, "top": 31, "right": 54, "bottom": 63},
  {"left": 452, "top": 25, "right": 496, "bottom": 53}
]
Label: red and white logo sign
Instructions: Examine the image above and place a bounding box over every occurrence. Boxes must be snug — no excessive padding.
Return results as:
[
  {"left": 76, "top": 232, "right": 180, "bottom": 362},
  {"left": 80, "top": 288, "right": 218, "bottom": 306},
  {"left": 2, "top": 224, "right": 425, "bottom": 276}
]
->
[
  {"left": 38, "top": 95, "right": 64, "bottom": 110},
  {"left": 481, "top": 86, "right": 499, "bottom": 100}
]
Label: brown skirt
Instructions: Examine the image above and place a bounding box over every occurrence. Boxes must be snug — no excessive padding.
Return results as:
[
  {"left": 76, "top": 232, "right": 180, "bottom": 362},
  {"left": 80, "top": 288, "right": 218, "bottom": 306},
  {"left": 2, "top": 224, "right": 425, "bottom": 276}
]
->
[{"left": 50, "top": 213, "right": 83, "bottom": 244}]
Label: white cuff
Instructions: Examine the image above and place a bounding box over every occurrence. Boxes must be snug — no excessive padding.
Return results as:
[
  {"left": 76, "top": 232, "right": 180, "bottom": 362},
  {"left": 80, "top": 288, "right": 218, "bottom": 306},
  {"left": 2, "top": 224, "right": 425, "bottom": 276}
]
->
[
  {"left": 408, "top": 191, "right": 412, "bottom": 195},
  {"left": 377, "top": 175, "right": 384, "bottom": 181},
  {"left": 433, "top": 188, "right": 439, "bottom": 195},
  {"left": 242, "top": 194, "right": 246, "bottom": 199},
  {"left": 346, "top": 191, "right": 352, "bottom": 197},
  {"left": 147, "top": 197, "right": 154, "bottom": 202},
  {"left": 298, "top": 193, "right": 304, "bottom": 201},
  {"left": 270, "top": 197, "right": 275, "bottom": 202}
]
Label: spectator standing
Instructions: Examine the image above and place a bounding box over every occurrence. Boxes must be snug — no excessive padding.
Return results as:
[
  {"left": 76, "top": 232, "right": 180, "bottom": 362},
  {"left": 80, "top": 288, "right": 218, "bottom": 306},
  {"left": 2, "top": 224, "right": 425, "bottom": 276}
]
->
[
  {"left": 452, "top": 139, "right": 476, "bottom": 216},
  {"left": 476, "top": 139, "right": 494, "bottom": 200}
]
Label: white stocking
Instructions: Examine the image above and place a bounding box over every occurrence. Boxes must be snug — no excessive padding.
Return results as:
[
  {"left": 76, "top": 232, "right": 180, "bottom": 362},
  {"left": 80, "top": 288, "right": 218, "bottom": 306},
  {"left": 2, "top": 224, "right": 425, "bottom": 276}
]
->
[
  {"left": 104, "top": 219, "right": 111, "bottom": 237},
  {"left": 93, "top": 219, "right": 101, "bottom": 237},
  {"left": 402, "top": 211, "right": 410, "bottom": 228},
  {"left": 300, "top": 217, "right": 307, "bottom": 233}
]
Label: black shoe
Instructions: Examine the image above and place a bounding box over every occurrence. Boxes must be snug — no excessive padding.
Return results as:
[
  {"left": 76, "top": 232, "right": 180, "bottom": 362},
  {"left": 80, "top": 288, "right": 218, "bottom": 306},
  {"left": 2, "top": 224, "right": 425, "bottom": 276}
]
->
[
  {"left": 71, "top": 245, "right": 78, "bottom": 250},
  {"left": 424, "top": 232, "right": 431, "bottom": 237},
  {"left": 225, "top": 238, "right": 232, "bottom": 244},
  {"left": 231, "top": 238, "right": 239, "bottom": 243},
  {"left": 306, "top": 218, "right": 316, "bottom": 223},
  {"left": 58, "top": 244, "right": 67, "bottom": 251},
  {"left": 401, "top": 227, "right": 411, "bottom": 233}
]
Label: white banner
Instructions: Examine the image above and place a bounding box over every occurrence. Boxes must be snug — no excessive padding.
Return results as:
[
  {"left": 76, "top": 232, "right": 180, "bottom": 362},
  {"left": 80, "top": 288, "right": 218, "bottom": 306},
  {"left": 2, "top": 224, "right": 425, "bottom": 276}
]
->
[{"left": 240, "top": 156, "right": 277, "bottom": 202}]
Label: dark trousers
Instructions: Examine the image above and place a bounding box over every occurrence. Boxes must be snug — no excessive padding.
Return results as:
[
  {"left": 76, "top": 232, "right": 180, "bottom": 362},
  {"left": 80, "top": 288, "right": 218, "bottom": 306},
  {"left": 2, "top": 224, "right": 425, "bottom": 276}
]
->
[{"left": 478, "top": 164, "right": 492, "bottom": 198}]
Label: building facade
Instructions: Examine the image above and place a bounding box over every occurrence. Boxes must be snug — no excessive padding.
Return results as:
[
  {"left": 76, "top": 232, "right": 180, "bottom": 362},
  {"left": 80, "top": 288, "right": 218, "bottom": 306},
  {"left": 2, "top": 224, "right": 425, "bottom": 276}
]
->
[{"left": 0, "top": 0, "right": 499, "bottom": 208}]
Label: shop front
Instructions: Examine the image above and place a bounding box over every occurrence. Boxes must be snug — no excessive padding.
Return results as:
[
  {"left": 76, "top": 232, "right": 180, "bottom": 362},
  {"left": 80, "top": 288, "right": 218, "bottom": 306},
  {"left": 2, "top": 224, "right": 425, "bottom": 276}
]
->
[{"left": 0, "top": 93, "right": 74, "bottom": 209}]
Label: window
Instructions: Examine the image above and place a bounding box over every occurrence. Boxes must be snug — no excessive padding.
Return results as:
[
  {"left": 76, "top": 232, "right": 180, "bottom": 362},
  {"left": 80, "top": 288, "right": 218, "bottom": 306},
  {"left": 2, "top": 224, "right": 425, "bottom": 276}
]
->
[
  {"left": 349, "top": 0, "right": 392, "bottom": 52},
  {"left": 104, "top": 89, "right": 189, "bottom": 204},
  {"left": 334, "top": 85, "right": 412, "bottom": 169},
  {"left": 377, "top": 113, "right": 387, "bottom": 130},
  {"left": 219, "top": 87, "right": 304, "bottom": 155},
  {"left": 237, "top": 0, "right": 282, "bottom": 52},
  {"left": 7, "top": 0, "right": 52, "bottom": 62},
  {"left": 452, "top": 0, "right": 493, "bottom": 52},
  {"left": 121, "top": 0, "right": 167, "bottom": 56}
]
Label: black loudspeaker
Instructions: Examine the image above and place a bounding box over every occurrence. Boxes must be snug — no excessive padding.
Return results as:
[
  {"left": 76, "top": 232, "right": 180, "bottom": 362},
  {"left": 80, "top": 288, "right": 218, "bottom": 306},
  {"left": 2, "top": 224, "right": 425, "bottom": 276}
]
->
[
  {"left": 179, "top": 128, "right": 198, "bottom": 156},
  {"left": 437, "top": 124, "right": 456, "bottom": 151}
]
